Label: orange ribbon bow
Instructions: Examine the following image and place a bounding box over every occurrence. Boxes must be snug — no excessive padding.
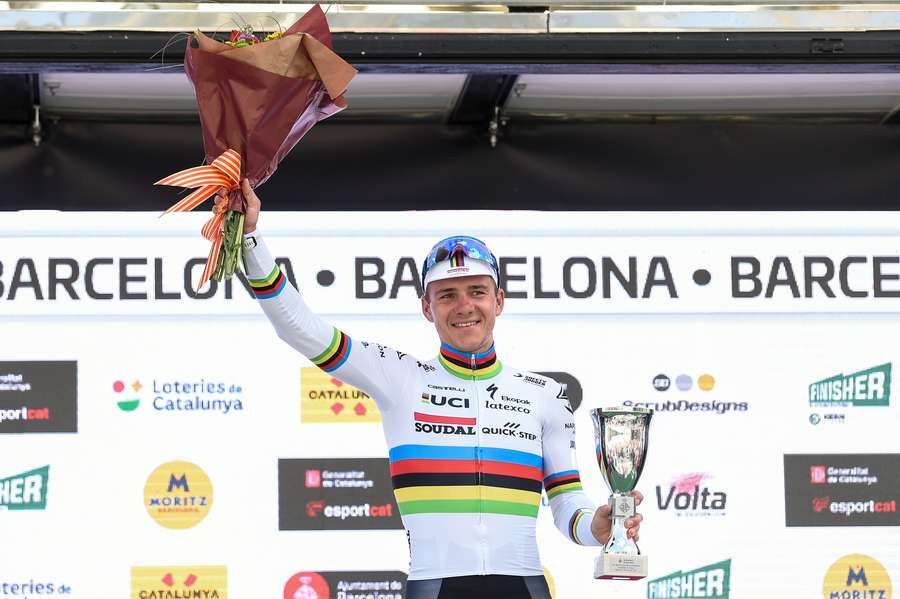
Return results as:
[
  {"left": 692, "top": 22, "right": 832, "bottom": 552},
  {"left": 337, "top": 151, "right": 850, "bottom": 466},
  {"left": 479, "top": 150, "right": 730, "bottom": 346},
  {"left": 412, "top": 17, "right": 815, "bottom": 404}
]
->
[{"left": 155, "top": 149, "right": 242, "bottom": 291}]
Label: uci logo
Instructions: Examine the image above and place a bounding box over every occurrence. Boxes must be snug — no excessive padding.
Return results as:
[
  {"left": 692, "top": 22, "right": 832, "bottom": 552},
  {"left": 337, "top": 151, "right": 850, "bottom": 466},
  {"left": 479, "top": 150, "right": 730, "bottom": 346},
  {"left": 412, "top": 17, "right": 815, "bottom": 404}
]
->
[{"left": 421, "top": 393, "right": 470, "bottom": 409}]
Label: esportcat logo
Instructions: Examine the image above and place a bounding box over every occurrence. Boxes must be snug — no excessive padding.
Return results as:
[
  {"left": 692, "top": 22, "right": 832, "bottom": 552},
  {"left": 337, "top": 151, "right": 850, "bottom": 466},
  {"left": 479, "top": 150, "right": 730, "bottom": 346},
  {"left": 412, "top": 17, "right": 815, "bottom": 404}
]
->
[{"left": 809, "top": 363, "right": 891, "bottom": 407}]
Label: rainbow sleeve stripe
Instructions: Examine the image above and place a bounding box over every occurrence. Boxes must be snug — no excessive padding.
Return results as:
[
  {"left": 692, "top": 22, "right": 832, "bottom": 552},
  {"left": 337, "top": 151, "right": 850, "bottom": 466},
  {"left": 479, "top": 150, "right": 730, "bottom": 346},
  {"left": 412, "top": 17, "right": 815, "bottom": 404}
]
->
[
  {"left": 389, "top": 444, "right": 544, "bottom": 518},
  {"left": 248, "top": 265, "right": 286, "bottom": 299},
  {"left": 568, "top": 508, "right": 593, "bottom": 544},
  {"left": 544, "top": 470, "right": 584, "bottom": 499},
  {"left": 311, "top": 327, "right": 351, "bottom": 373}
]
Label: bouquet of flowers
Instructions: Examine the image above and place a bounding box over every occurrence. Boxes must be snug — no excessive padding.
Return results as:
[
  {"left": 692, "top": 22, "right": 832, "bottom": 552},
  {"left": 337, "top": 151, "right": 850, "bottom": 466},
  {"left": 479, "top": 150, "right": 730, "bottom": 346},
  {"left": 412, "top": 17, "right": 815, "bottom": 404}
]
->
[{"left": 155, "top": 5, "right": 357, "bottom": 290}]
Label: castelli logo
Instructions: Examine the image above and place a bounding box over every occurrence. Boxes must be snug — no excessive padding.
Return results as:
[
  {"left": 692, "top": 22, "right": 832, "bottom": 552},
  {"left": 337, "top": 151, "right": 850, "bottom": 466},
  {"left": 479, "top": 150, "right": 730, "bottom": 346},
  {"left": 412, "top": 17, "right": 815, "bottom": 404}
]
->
[{"left": 812, "top": 497, "right": 830, "bottom": 513}]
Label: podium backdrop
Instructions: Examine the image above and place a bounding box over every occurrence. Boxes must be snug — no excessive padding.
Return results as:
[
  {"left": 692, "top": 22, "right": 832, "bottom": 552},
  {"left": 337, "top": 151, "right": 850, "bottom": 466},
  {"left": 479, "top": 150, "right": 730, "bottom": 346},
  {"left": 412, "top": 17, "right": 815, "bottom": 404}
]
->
[{"left": 0, "top": 211, "right": 897, "bottom": 598}]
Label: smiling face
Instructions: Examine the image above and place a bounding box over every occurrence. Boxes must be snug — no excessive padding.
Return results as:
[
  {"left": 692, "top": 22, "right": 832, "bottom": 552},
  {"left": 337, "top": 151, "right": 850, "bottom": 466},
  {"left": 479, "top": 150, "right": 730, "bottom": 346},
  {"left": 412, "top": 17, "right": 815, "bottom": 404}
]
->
[{"left": 421, "top": 275, "right": 505, "bottom": 354}]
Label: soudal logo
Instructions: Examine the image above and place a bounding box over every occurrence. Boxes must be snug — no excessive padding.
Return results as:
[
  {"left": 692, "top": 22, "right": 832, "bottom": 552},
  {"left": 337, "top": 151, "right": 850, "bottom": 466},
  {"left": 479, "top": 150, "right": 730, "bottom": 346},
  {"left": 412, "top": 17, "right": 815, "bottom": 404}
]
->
[
  {"left": 656, "top": 473, "right": 726, "bottom": 516},
  {"left": 481, "top": 422, "right": 537, "bottom": 441},
  {"left": 808, "top": 363, "right": 891, "bottom": 407},
  {"left": 420, "top": 393, "right": 470, "bottom": 409},
  {"left": 413, "top": 412, "right": 476, "bottom": 436}
]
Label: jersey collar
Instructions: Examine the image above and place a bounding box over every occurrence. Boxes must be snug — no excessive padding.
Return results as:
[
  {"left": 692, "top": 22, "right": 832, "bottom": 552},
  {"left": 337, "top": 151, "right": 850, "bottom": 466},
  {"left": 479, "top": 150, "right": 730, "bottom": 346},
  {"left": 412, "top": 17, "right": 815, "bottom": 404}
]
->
[{"left": 438, "top": 342, "right": 503, "bottom": 380}]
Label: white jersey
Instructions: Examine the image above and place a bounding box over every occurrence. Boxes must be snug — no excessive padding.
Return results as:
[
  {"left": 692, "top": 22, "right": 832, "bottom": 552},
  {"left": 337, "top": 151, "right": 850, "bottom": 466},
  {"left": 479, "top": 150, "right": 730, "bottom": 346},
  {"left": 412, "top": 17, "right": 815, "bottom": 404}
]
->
[{"left": 243, "top": 233, "right": 601, "bottom": 580}]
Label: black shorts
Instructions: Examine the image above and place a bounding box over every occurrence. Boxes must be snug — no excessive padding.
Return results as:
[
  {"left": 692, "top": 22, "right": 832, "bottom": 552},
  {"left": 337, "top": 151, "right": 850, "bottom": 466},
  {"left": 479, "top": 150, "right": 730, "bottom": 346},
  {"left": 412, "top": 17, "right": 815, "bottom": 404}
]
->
[{"left": 407, "top": 574, "right": 552, "bottom": 599}]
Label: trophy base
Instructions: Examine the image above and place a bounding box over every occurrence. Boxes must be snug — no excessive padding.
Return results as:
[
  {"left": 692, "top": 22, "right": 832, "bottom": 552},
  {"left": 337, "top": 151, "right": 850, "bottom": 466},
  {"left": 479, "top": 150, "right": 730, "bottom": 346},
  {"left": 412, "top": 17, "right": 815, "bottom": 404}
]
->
[{"left": 594, "top": 553, "right": 648, "bottom": 580}]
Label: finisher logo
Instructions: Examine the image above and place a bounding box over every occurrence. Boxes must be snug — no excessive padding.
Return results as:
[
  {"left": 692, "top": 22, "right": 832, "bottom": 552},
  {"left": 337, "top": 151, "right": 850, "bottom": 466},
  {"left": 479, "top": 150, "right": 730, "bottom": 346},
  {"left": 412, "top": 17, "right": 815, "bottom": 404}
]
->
[
  {"left": 413, "top": 412, "right": 476, "bottom": 436},
  {"left": 822, "top": 554, "right": 892, "bottom": 599},
  {"left": 809, "top": 363, "right": 891, "bottom": 407},
  {"left": 143, "top": 461, "right": 213, "bottom": 529},
  {"left": 131, "top": 565, "right": 227, "bottom": 599},
  {"left": 0, "top": 466, "right": 49, "bottom": 510},
  {"left": 647, "top": 559, "right": 731, "bottom": 599}
]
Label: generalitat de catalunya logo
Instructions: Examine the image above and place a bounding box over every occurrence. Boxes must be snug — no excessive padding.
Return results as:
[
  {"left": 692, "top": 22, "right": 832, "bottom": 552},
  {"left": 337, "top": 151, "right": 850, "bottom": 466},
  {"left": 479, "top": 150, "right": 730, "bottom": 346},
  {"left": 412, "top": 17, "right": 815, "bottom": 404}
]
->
[
  {"left": 131, "top": 565, "right": 227, "bottom": 599},
  {"left": 143, "top": 461, "right": 213, "bottom": 529},
  {"left": 300, "top": 367, "right": 380, "bottom": 423},
  {"left": 113, "top": 377, "right": 244, "bottom": 415},
  {"left": 647, "top": 559, "right": 731, "bottom": 599},
  {"left": 0, "top": 466, "right": 49, "bottom": 511},
  {"left": 822, "top": 554, "right": 892, "bottom": 599}
]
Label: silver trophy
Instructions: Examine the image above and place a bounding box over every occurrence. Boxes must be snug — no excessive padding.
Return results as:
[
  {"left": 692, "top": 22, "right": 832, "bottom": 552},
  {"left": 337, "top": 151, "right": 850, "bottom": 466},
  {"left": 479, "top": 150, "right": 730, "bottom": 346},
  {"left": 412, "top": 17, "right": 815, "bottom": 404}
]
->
[{"left": 590, "top": 406, "right": 653, "bottom": 580}]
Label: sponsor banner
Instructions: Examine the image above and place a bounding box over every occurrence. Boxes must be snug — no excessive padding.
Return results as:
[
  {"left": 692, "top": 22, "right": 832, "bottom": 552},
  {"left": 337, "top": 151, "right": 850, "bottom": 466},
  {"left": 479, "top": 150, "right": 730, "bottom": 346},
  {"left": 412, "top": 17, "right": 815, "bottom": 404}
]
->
[
  {"left": 808, "top": 362, "right": 892, "bottom": 426},
  {"left": 822, "top": 554, "right": 892, "bottom": 599},
  {"left": 112, "top": 376, "right": 245, "bottom": 416},
  {"left": 279, "top": 458, "right": 402, "bottom": 531},
  {"left": 0, "top": 362, "right": 77, "bottom": 434},
  {"left": 131, "top": 566, "right": 227, "bottom": 599},
  {"left": 143, "top": 461, "right": 213, "bottom": 530},
  {"left": 301, "top": 368, "right": 380, "bottom": 423},
  {"left": 655, "top": 473, "right": 727, "bottom": 518},
  {"left": 0, "top": 466, "right": 49, "bottom": 511},
  {"left": 785, "top": 454, "right": 900, "bottom": 527},
  {"left": 283, "top": 571, "right": 406, "bottom": 599},
  {"left": 0, "top": 578, "right": 72, "bottom": 596},
  {"left": 4, "top": 213, "right": 900, "bottom": 316},
  {"left": 647, "top": 559, "right": 731, "bottom": 599}
]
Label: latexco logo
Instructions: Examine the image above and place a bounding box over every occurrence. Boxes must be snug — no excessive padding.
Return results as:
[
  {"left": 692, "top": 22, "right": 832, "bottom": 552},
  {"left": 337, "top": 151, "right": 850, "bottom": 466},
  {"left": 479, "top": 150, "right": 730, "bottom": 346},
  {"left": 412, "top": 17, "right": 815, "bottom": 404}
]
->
[
  {"left": 0, "top": 466, "right": 49, "bottom": 511},
  {"left": 0, "top": 362, "right": 77, "bottom": 434},
  {"left": 143, "top": 461, "right": 213, "bottom": 529},
  {"left": 647, "top": 559, "right": 731, "bottom": 599},
  {"left": 822, "top": 554, "right": 892, "bottom": 599},
  {"left": 301, "top": 368, "right": 380, "bottom": 423},
  {"left": 131, "top": 565, "right": 227, "bottom": 599},
  {"left": 283, "top": 571, "right": 406, "bottom": 599},
  {"left": 114, "top": 377, "right": 244, "bottom": 415},
  {"left": 656, "top": 473, "right": 726, "bottom": 517}
]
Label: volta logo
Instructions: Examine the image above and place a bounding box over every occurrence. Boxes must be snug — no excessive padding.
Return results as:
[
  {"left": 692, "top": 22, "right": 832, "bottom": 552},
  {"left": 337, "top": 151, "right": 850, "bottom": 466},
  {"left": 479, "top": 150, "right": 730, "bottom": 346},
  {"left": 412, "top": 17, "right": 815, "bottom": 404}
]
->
[
  {"left": 143, "top": 461, "right": 213, "bottom": 529},
  {"left": 647, "top": 559, "right": 731, "bottom": 598},
  {"left": 809, "top": 363, "right": 891, "bottom": 407},
  {"left": 0, "top": 466, "right": 49, "bottom": 510},
  {"left": 131, "top": 565, "right": 227, "bottom": 599},
  {"left": 301, "top": 367, "right": 380, "bottom": 423},
  {"left": 822, "top": 554, "right": 892, "bottom": 599},
  {"left": 656, "top": 473, "right": 727, "bottom": 517}
]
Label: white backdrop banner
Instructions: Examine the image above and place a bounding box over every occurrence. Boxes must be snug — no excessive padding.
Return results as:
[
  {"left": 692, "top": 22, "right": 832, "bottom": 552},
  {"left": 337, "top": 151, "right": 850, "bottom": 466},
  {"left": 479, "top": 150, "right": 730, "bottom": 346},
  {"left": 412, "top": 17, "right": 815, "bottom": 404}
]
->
[{"left": 0, "top": 211, "right": 898, "bottom": 599}]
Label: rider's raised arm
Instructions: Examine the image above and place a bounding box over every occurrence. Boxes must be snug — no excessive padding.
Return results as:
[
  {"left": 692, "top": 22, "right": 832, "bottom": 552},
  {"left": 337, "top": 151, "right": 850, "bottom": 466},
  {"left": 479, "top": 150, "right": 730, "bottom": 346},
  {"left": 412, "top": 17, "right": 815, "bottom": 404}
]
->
[
  {"left": 242, "top": 231, "right": 415, "bottom": 412},
  {"left": 541, "top": 381, "right": 603, "bottom": 546}
]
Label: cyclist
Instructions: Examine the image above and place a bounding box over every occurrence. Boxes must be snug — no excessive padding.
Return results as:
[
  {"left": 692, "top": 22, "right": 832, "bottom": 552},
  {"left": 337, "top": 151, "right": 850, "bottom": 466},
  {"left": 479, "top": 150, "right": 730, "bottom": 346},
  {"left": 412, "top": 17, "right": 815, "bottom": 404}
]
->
[{"left": 223, "top": 180, "right": 644, "bottom": 599}]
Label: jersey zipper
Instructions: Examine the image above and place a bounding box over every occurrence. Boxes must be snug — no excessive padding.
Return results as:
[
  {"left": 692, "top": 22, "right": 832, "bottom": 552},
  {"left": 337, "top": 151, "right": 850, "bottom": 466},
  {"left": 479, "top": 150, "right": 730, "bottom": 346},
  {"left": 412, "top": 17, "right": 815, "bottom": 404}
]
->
[{"left": 471, "top": 352, "right": 488, "bottom": 574}]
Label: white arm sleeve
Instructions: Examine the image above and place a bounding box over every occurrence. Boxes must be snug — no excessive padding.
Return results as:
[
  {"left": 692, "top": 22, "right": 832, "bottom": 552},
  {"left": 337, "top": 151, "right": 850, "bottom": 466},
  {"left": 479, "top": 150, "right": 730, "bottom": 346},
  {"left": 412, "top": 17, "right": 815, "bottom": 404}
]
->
[
  {"left": 541, "top": 381, "right": 603, "bottom": 546},
  {"left": 241, "top": 231, "right": 417, "bottom": 411}
]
